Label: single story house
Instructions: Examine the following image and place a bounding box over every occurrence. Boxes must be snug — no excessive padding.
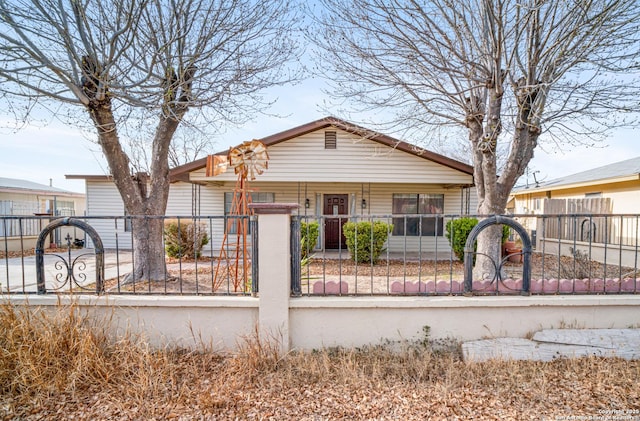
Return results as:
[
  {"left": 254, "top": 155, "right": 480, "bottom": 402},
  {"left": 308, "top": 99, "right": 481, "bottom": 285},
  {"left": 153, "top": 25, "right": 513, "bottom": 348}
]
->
[
  {"left": 0, "top": 177, "right": 86, "bottom": 250},
  {"left": 509, "top": 156, "right": 640, "bottom": 216},
  {"left": 68, "top": 117, "right": 478, "bottom": 255},
  {"left": 509, "top": 156, "right": 640, "bottom": 264}
]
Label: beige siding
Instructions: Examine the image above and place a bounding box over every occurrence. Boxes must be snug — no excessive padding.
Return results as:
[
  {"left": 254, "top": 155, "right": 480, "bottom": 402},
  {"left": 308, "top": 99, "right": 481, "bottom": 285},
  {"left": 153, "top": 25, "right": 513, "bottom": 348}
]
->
[
  {"left": 82, "top": 123, "right": 476, "bottom": 254},
  {"left": 0, "top": 192, "right": 40, "bottom": 205},
  {"left": 85, "top": 181, "right": 130, "bottom": 248},
  {"left": 191, "top": 128, "right": 472, "bottom": 185},
  {"left": 85, "top": 181, "right": 199, "bottom": 249},
  {"left": 86, "top": 181, "right": 123, "bottom": 215},
  {"left": 541, "top": 184, "right": 640, "bottom": 214},
  {"left": 512, "top": 180, "right": 640, "bottom": 215},
  {"left": 165, "top": 182, "right": 196, "bottom": 215},
  {"left": 83, "top": 176, "right": 476, "bottom": 254},
  {"left": 0, "top": 191, "right": 85, "bottom": 216},
  {"left": 466, "top": 186, "right": 480, "bottom": 214},
  {"left": 194, "top": 181, "right": 477, "bottom": 254},
  {"left": 80, "top": 180, "right": 216, "bottom": 250},
  {"left": 187, "top": 127, "right": 475, "bottom": 255}
]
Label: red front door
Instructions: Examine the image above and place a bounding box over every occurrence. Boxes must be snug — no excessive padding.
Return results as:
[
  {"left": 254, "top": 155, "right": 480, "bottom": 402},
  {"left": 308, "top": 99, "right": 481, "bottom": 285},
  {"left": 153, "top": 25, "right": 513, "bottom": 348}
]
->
[{"left": 324, "top": 194, "right": 348, "bottom": 249}]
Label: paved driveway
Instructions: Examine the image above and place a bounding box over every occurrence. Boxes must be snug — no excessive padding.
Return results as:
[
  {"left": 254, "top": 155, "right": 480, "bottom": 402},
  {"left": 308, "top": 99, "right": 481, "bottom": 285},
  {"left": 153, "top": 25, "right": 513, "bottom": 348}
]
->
[{"left": 1, "top": 249, "right": 132, "bottom": 293}]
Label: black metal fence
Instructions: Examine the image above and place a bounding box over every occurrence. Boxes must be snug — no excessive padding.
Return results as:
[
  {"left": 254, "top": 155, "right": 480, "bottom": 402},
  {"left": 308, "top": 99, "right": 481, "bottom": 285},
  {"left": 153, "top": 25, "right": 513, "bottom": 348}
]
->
[
  {"left": 292, "top": 213, "right": 640, "bottom": 296},
  {"left": 2, "top": 213, "right": 639, "bottom": 296},
  {"left": 1, "top": 215, "right": 256, "bottom": 295}
]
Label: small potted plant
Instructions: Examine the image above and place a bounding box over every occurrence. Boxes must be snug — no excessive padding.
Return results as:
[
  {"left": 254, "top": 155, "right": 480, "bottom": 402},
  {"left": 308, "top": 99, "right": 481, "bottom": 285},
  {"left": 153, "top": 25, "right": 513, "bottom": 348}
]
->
[
  {"left": 505, "top": 239, "right": 523, "bottom": 263},
  {"left": 501, "top": 226, "right": 514, "bottom": 257}
]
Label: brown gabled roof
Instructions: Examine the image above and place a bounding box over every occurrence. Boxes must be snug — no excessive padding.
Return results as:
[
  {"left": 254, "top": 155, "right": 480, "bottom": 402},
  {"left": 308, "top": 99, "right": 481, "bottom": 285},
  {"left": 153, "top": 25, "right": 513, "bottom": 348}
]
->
[
  {"left": 65, "top": 173, "right": 151, "bottom": 183},
  {"left": 169, "top": 116, "right": 473, "bottom": 182},
  {"left": 65, "top": 174, "right": 114, "bottom": 181}
]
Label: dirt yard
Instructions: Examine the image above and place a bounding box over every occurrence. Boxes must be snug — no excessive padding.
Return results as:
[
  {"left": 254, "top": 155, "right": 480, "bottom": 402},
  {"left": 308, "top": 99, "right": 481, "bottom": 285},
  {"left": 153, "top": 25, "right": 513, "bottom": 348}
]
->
[
  {"left": 97, "top": 251, "right": 639, "bottom": 295},
  {"left": 7, "top": 247, "right": 635, "bottom": 294}
]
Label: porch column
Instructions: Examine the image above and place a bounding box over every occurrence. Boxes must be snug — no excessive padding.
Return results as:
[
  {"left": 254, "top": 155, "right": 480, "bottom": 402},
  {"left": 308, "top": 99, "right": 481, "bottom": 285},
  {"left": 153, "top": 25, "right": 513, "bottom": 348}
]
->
[{"left": 250, "top": 203, "right": 299, "bottom": 353}]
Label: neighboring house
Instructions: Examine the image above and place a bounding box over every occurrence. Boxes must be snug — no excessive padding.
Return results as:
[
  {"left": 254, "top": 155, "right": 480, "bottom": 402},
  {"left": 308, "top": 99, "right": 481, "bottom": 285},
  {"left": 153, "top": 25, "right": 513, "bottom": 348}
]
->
[
  {"left": 510, "top": 156, "right": 640, "bottom": 216},
  {"left": 509, "top": 156, "right": 640, "bottom": 265},
  {"left": 68, "top": 117, "right": 478, "bottom": 255},
  {"left": 0, "top": 177, "right": 86, "bottom": 250}
]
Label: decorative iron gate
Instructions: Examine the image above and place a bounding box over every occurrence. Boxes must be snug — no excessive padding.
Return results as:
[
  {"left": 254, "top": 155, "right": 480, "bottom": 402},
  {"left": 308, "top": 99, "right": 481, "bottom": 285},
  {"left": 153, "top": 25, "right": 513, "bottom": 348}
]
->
[
  {"left": 36, "top": 218, "right": 104, "bottom": 294},
  {"left": 463, "top": 216, "right": 532, "bottom": 294}
]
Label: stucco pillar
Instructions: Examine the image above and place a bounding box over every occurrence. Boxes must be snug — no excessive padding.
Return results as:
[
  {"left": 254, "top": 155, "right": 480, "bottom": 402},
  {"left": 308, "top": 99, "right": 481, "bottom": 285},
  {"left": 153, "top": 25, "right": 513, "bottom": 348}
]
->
[{"left": 249, "top": 203, "right": 299, "bottom": 353}]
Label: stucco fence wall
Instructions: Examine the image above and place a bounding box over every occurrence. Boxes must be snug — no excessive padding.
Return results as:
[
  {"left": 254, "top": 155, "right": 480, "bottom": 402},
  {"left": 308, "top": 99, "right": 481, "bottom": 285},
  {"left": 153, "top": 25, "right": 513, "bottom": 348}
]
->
[
  {"left": 5, "top": 294, "right": 639, "bottom": 352},
  {"left": 2, "top": 225, "right": 80, "bottom": 251},
  {"left": 4, "top": 204, "right": 640, "bottom": 352},
  {"left": 2, "top": 236, "right": 38, "bottom": 252}
]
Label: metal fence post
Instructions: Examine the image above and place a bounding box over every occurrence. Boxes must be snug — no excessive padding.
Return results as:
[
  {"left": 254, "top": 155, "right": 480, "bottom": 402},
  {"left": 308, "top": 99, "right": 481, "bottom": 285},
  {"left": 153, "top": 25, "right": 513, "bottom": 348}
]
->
[
  {"left": 251, "top": 216, "right": 259, "bottom": 295},
  {"left": 290, "top": 216, "right": 301, "bottom": 296}
]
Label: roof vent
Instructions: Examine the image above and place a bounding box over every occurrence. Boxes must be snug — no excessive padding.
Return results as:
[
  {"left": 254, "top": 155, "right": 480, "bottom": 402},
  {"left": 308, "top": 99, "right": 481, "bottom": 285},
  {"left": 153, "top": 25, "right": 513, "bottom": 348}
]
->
[{"left": 325, "top": 131, "right": 337, "bottom": 149}]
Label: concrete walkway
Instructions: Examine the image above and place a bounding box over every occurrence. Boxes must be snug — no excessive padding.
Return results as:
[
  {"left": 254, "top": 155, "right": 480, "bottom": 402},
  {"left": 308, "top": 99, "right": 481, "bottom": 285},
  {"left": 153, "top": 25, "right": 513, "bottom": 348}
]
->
[
  {"left": 0, "top": 249, "right": 132, "bottom": 293},
  {"left": 462, "top": 329, "right": 640, "bottom": 362}
]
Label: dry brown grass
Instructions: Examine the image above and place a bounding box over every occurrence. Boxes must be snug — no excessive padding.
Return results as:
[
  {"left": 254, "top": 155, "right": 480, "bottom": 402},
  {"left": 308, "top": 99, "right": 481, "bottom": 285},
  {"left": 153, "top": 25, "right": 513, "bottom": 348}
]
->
[{"left": 1, "top": 302, "right": 639, "bottom": 420}]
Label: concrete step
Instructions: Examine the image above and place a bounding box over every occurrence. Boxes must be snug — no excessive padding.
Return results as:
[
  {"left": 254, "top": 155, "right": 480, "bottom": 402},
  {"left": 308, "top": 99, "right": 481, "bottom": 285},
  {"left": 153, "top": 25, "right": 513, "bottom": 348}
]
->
[{"left": 462, "top": 329, "right": 640, "bottom": 362}]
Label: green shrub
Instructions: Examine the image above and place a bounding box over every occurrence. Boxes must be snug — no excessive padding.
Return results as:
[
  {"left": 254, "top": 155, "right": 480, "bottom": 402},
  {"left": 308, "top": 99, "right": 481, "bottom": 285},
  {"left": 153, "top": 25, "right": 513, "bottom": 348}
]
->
[
  {"left": 445, "top": 217, "right": 509, "bottom": 261},
  {"left": 343, "top": 221, "right": 393, "bottom": 264},
  {"left": 164, "top": 219, "right": 209, "bottom": 259},
  {"left": 300, "top": 221, "right": 319, "bottom": 260}
]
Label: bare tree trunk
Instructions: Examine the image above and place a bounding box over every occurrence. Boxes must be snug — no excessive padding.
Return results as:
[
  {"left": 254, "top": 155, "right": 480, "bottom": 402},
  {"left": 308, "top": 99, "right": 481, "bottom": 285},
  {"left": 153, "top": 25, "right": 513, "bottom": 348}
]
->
[
  {"left": 128, "top": 217, "right": 167, "bottom": 283},
  {"left": 0, "top": 0, "right": 301, "bottom": 284},
  {"left": 305, "top": 0, "right": 640, "bottom": 280},
  {"left": 87, "top": 81, "right": 181, "bottom": 283},
  {"left": 466, "top": 88, "right": 509, "bottom": 280},
  {"left": 474, "top": 206, "right": 505, "bottom": 281}
]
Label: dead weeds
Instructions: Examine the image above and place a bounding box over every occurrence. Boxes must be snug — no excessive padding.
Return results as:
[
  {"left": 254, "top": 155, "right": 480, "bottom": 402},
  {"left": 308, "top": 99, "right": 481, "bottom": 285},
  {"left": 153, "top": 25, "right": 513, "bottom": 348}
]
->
[{"left": 1, "top": 302, "right": 639, "bottom": 420}]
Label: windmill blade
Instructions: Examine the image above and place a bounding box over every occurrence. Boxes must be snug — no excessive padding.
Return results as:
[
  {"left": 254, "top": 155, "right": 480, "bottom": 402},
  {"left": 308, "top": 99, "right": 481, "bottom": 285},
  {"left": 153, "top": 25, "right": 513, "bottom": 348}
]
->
[{"left": 228, "top": 139, "right": 269, "bottom": 180}]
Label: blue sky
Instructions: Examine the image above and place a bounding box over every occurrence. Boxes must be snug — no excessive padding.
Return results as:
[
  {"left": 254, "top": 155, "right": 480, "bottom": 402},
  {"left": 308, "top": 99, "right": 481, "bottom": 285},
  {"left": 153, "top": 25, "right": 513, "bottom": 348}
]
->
[{"left": 1, "top": 76, "right": 638, "bottom": 194}]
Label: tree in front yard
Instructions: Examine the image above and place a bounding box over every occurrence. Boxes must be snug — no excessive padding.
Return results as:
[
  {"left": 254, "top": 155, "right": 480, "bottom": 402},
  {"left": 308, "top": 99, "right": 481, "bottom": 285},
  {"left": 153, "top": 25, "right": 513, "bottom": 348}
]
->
[
  {"left": 0, "top": 0, "right": 300, "bottom": 282},
  {"left": 311, "top": 0, "right": 640, "bottom": 278}
]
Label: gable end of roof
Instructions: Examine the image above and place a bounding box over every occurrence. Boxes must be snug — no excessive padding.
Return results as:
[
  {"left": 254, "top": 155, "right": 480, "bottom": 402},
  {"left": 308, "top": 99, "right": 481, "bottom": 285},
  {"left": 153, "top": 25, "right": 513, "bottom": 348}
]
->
[{"left": 169, "top": 116, "right": 474, "bottom": 182}]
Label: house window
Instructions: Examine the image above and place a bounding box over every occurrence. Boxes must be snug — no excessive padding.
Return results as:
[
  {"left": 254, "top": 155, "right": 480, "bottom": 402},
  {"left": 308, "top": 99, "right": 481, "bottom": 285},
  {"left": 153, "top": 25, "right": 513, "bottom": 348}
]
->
[
  {"left": 325, "top": 131, "right": 337, "bottom": 149},
  {"left": 55, "top": 200, "right": 75, "bottom": 216},
  {"left": 533, "top": 198, "right": 541, "bottom": 211},
  {"left": 392, "top": 193, "right": 444, "bottom": 236},
  {"left": 224, "top": 192, "right": 275, "bottom": 233}
]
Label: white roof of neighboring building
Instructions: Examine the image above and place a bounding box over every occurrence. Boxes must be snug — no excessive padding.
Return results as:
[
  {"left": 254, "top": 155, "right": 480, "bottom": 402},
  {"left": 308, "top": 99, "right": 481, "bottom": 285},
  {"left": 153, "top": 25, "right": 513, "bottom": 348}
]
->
[
  {"left": 512, "top": 156, "right": 640, "bottom": 194},
  {"left": 0, "top": 177, "right": 83, "bottom": 196}
]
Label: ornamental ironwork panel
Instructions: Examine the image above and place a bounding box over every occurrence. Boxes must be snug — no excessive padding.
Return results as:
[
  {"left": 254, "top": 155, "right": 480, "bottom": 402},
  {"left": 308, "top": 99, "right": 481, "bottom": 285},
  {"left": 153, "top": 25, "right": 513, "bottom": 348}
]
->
[
  {"left": 463, "top": 216, "right": 532, "bottom": 294},
  {"left": 36, "top": 218, "right": 104, "bottom": 294}
]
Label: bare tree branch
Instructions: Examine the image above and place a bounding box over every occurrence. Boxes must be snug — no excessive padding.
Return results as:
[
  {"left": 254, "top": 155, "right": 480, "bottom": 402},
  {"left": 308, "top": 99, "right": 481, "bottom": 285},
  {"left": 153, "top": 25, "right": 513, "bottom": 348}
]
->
[
  {"left": 311, "top": 0, "right": 640, "bottom": 277},
  {"left": 0, "top": 0, "right": 302, "bottom": 282}
]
